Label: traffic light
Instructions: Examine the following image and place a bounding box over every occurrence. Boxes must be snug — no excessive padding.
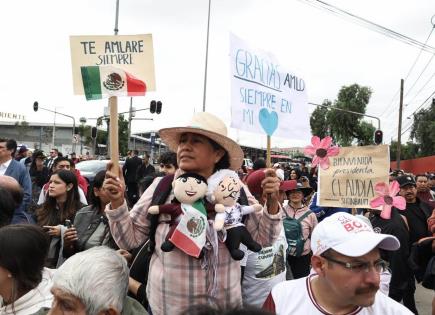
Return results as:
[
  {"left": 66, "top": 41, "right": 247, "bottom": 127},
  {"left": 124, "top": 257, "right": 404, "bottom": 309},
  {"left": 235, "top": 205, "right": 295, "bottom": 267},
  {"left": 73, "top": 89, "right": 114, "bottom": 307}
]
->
[
  {"left": 33, "top": 101, "right": 38, "bottom": 112},
  {"left": 91, "top": 127, "right": 97, "bottom": 138},
  {"left": 150, "top": 100, "right": 156, "bottom": 113},
  {"left": 374, "top": 130, "right": 383, "bottom": 145},
  {"left": 74, "top": 127, "right": 79, "bottom": 135},
  {"left": 156, "top": 101, "right": 162, "bottom": 114}
]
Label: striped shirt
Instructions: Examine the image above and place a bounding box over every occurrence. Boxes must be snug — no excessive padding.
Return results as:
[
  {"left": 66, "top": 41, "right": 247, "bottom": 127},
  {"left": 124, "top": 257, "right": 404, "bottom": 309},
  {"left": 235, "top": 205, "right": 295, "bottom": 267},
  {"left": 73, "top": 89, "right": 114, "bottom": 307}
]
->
[{"left": 106, "top": 176, "right": 282, "bottom": 315}]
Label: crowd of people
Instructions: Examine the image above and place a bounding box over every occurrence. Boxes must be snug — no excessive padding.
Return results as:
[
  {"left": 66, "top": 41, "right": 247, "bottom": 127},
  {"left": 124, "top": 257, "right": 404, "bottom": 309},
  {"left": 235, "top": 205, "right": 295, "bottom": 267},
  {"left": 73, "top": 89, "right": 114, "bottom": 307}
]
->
[{"left": 0, "top": 112, "right": 434, "bottom": 315}]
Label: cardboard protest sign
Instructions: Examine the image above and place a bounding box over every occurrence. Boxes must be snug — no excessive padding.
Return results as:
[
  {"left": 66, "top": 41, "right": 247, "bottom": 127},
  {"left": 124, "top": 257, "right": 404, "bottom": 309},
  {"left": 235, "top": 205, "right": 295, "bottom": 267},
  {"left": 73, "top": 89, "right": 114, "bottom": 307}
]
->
[
  {"left": 318, "top": 145, "right": 389, "bottom": 209},
  {"left": 70, "top": 34, "right": 156, "bottom": 95},
  {"left": 230, "top": 33, "right": 310, "bottom": 139}
]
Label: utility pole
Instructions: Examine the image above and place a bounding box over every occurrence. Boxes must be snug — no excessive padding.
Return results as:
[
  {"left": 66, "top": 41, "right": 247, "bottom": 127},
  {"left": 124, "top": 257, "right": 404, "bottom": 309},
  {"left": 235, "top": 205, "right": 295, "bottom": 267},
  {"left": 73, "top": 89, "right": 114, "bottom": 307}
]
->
[
  {"left": 127, "top": 98, "right": 133, "bottom": 150},
  {"left": 202, "top": 0, "right": 211, "bottom": 112},
  {"left": 397, "top": 79, "right": 404, "bottom": 169}
]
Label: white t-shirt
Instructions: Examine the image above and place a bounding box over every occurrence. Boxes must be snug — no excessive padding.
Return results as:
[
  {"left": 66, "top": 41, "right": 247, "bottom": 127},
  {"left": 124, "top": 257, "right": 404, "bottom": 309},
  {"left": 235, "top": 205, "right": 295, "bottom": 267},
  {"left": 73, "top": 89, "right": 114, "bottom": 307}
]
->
[
  {"left": 267, "top": 274, "right": 413, "bottom": 315},
  {"left": 242, "top": 228, "right": 287, "bottom": 307}
]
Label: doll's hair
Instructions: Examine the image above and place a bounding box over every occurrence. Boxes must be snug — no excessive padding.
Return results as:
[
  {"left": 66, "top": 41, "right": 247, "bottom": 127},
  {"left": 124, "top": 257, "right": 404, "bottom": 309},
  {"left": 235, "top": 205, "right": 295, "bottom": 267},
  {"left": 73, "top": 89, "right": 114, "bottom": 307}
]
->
[
  {"left": 206, "top": 169, "right": 239, "bottom": 203},
  {"left": 176, "top": 172, "right": 207, "bottom": 184}
]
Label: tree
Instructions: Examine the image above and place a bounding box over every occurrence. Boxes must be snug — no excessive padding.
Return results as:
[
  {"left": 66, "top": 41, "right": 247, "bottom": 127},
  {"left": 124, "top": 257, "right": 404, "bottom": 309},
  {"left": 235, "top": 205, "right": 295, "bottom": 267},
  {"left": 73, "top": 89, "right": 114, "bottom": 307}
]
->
[
  {"left": 14, "top": 120, "right": 30, "bottom": 141},
  {"left": 390, "top": 141, "right": 420, "bottom": 161},
  {"left": 327, "top": 84, "right": 372, "bottom": 146},
  {"left": 410, "top": 101, "right": 435, "bottom": 156},
  {"left": 310, "top": 99, "right": 330, "bottom": 139},
  {"left": 309, "top": 84, "right": 375, "bottom": 146},
  {"left": 118, "top": 114, "right": 129, "bottom": 156},
  {"left": 355, "top": 121, "right": 376, "bottom": 146}
]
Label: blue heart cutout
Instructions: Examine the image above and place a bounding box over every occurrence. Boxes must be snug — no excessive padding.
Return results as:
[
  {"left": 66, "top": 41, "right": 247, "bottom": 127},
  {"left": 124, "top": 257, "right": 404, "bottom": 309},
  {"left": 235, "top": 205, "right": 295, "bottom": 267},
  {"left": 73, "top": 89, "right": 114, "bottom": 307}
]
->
[{"left": 259, "top": 108, "right": 278, "bottom": 136}]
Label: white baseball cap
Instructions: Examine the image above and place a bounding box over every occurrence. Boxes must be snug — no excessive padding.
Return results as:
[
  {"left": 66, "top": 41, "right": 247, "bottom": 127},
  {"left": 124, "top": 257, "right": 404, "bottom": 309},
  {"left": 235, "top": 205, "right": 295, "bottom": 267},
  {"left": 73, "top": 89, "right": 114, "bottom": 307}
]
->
[{"left": 311, "top": 212, "right": 400, "bottom": 257}]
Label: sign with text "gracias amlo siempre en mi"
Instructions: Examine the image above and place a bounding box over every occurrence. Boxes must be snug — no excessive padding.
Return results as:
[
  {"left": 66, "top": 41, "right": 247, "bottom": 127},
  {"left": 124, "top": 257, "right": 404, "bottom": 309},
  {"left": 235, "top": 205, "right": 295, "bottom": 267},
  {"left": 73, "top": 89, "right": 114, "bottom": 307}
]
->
[
  {"left": 317, "top": 145, "right": 389, "bottom": 209},
  {"left": 70, "top": 34, "right": 156, "bottom": 95},
  {"left": 230, "top": 33, "right": 310, "bottom": 139}
]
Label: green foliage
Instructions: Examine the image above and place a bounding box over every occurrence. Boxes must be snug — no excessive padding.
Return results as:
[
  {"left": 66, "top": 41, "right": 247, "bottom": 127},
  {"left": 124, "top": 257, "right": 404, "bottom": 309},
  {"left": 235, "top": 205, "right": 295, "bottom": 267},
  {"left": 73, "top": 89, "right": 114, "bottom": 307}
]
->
[
  {"left": 309, "top": 84, "right": 375, "bottom": 146},
  {"left": 310, "top": 99, "right": 330, "bottom": 138},
  {"left": 410, "top": 102, "right": 435, "bottom": 156},
  {"left": 355, "top": 121, "right": 376, "bottom": 146},
  {"left": 327, "top": 84, "right": 372, "bottom": 146},
  {"left": 118, "top": 114, "right": 129, "bottom": 156},
  {"left": 390, "top": 141, "right": 420, "bottom": 161}
]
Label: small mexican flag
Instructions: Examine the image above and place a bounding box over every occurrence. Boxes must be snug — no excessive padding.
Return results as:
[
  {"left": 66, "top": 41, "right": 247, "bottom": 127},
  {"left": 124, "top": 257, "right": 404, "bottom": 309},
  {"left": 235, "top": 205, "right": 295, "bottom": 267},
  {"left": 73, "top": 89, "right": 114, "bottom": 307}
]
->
[
  {"left": 170, "top": 200, "right": 207, "bottom": 258},
  {"left": 81, "top": 66, "right": 146, "bottom": 100}
]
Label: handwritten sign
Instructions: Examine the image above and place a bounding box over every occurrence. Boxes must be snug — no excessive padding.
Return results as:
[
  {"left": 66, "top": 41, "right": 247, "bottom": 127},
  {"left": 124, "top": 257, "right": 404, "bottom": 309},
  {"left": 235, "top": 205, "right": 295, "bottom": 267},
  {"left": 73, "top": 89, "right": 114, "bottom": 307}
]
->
[
  {"left": 318, "top": 145, "right": 389, "bottom": 208},
  {"left": 70, "top": 34, "right": 156, "bottom": 94},
  {"left": 230, "top": 33, "right": 310, "bottom": 139}
]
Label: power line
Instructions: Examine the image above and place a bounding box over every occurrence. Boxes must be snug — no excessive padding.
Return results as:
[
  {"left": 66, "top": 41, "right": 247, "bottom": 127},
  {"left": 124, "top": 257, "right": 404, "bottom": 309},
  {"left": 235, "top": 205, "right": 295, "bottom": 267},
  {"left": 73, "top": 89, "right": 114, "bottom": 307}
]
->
[
  {"left": 298, "top": 0, "right": 435, "bottom": 53},
  {"left": 298, "top": 0, "right": 435, "bottom": 119}
]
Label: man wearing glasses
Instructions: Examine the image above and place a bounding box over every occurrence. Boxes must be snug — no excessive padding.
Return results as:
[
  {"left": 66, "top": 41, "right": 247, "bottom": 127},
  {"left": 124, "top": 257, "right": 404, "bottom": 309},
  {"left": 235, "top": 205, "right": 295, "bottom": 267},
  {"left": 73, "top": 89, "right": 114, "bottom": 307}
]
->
[{"left": 263, "top": 212, "right": 413, "bottom": 314}]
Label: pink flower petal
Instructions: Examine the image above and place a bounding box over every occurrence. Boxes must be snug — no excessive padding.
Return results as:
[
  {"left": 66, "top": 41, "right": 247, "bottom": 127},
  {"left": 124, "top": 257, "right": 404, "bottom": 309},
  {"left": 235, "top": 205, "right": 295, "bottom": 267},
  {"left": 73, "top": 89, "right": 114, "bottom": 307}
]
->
[
  {"left": 370, "top": 196, "right": 385, "bottom": 208},
  {"left": 374, "top": 182, "right": 388, "bottom": 196},
  {"left": 312, "top": 156, "right": 320, "bottom": 167},
  {"left": 392, "top": 196, "right": 406, "bottom": 210},
  {"left": 320, "top": 136, "right": 332, "bottom": 149},
  {"left": 389, "top": 181, "right": 400, "bottom": 196},
  {"left": 304, "top": 146, "right": 317, "bottom": 156},
  {"left": 380, "top": 205, "right": 392, "bottom": 219},
  {"left": 327, "top": 146, "right": 340, "bottom": 157},
  {"left": 311, "top": 136, "right": 321, "bottom": 148},
  {"left": 319, "top": 157, "right": 330, "bottom": 170}
]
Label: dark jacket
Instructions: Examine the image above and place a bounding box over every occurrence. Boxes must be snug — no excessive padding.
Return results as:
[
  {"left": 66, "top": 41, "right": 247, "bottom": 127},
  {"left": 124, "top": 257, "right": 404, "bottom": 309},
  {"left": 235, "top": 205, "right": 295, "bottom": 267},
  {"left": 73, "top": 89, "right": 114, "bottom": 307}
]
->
[
  {"left": 123, "top": 156, "right": 143, "bottom": 184},
  {"left": 136, "top": 163, "right": 156, "bottom": 181},
  {"left": 5, "top": 159, "right": 32, "bottom": 223},
  {"left": 369, "top": 209, "right": 412, "bottom": 290}
]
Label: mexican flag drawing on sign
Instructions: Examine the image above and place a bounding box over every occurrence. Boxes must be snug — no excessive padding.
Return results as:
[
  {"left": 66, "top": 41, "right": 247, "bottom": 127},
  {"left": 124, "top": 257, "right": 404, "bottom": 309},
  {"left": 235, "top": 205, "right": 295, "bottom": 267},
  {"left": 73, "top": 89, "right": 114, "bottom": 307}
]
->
[
  {"left": 170, "top": 201, "right": 207, "bottom": 258},
  {"left": 81, "top": 66, "right": 146, "bottom": 100}
]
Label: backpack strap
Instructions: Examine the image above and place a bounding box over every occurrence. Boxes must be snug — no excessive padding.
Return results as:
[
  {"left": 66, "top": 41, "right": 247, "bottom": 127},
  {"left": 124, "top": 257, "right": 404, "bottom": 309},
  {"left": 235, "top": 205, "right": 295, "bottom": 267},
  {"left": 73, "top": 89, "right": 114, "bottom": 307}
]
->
[
  {"left": 148, "top": 174, "right": 175, "bottom": 252},
  {"left": 297, "top": 210, "right": 312, "bottom": 223}
]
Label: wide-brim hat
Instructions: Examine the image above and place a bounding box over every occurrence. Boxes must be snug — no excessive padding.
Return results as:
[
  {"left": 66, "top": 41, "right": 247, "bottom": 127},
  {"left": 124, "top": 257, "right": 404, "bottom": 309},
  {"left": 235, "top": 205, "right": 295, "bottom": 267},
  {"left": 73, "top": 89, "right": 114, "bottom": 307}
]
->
[
  {"left": 281, "top": 179, "right": 313, "bottom": 197},
  {"left": 159, "top": 112, "right": 244, "bottom": 171}
]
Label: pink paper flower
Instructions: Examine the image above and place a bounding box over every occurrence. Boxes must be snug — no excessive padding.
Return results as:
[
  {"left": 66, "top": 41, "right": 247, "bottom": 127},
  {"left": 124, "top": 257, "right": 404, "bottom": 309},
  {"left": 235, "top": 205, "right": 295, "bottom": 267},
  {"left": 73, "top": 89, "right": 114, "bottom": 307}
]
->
[
  {"left": 304, "top": 136, "right": 340, "bottom": 170},
  {"left": 369, "top": 181, "right": 406, "bottom": 219}
]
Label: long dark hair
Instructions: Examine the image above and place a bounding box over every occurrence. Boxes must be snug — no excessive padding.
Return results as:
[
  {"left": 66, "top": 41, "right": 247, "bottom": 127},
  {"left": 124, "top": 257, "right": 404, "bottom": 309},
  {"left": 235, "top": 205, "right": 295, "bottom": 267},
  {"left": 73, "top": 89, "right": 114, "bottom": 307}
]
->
[
  {"left": 36, "top": 170, "right": 81, "bottom": 226},
  {"left": 208, "top": 138, "right": 230, "bottom": 171},
  {"left": 89, "top": 170, "right": 106, "bottom": 210},
  {"left": 0, "top": 225, "right": 49, "bottom": 300}
]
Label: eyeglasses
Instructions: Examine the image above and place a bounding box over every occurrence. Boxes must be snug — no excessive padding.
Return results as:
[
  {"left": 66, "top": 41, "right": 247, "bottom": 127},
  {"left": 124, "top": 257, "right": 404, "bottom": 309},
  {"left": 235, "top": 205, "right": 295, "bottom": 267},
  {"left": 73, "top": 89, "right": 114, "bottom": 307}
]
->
[{"left": 322, "top": 255, "right": 389, "bottom": 274}]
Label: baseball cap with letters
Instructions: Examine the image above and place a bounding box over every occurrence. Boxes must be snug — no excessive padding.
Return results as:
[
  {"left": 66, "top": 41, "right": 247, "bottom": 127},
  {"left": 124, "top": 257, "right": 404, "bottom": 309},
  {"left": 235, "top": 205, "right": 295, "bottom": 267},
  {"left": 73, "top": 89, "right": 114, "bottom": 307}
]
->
[{"left": 311, "top": 212, "right": 400, "bottom": 257}]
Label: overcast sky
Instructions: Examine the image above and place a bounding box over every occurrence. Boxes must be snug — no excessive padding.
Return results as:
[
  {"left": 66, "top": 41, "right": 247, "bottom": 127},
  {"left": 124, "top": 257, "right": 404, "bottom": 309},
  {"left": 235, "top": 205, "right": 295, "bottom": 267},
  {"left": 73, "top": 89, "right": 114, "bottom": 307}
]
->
[{"left": 1, "top": 0, "right": 434, "bottom": 149}]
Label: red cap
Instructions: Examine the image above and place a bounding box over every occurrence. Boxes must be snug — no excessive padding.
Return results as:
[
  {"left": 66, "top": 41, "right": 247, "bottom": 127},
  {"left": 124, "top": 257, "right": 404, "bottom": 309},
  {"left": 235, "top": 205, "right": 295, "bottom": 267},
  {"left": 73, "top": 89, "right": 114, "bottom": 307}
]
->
[
  {"left": 245, "top": 169, "right": 266, "bottom": 196},
  {"left": 280, "top": 180, "right": 297, "bottom": 192}
]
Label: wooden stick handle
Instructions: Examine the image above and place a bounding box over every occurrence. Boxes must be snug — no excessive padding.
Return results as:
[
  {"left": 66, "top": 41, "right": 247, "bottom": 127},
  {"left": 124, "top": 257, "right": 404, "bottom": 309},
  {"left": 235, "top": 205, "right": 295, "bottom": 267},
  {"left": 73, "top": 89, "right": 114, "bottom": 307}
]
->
[{"left": 109, "top": 96, "right": 119, "bottom": 176}]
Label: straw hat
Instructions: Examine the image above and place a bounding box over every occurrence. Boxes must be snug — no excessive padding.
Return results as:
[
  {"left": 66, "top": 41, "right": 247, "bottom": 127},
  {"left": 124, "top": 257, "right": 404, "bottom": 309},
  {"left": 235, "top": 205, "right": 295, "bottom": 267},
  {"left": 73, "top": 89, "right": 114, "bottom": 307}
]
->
[{"left": 159, "top": 112, "right": 244, "bottom": 171}]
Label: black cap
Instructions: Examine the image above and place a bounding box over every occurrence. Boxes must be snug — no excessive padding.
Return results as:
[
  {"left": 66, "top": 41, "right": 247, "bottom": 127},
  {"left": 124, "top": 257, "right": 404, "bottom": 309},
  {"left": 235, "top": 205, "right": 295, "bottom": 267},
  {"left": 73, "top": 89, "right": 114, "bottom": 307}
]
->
[{"left": 396, "top": 175, "right": 416, "bottom": 188}]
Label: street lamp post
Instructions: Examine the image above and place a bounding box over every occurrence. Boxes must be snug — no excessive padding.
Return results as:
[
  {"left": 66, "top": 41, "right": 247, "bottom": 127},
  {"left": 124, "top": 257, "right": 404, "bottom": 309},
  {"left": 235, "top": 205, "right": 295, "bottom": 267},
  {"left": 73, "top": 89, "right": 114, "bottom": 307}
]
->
[
  {"left": 79, "top": 117, "right": 87, "bottom": 155},
  {"left": 33, "top": 101, "right": 76, "bottom": 152}
]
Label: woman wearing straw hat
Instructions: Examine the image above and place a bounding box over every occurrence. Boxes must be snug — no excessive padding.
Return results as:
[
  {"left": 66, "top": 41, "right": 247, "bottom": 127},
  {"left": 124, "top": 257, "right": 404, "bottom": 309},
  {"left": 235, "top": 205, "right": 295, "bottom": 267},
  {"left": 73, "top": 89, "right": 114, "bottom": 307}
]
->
[{"left": 103, "top": 112, "right": 282, "bottom": 315}]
